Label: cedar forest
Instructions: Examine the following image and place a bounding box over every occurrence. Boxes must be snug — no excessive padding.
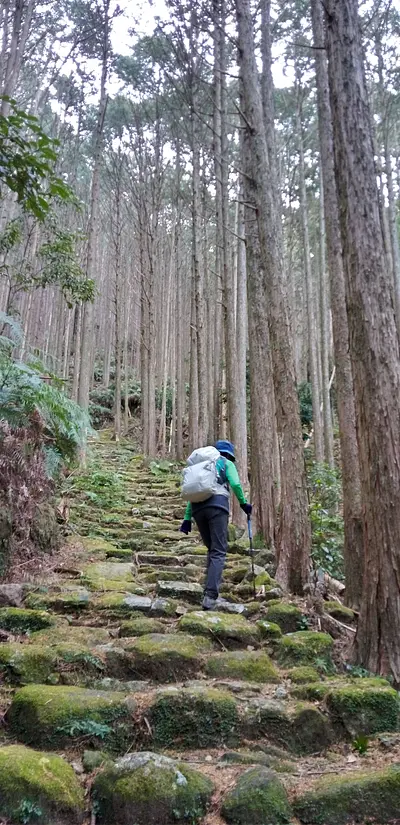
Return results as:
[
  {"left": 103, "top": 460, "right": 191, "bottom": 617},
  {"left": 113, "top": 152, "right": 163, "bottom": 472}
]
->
[{"left": 1, "top": 0, "right": 400, "bottom": 822}]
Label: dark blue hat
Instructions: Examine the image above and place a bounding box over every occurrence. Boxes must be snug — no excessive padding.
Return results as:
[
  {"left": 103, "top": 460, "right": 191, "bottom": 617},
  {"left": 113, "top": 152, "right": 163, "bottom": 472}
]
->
[{"left": 215, "top": 440, "right": 235, "bottom": 461}]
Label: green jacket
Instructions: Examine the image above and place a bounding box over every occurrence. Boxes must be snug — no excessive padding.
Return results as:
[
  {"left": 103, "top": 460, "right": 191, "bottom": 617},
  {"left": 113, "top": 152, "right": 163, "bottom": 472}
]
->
[{"left": 184, "top": 457, "right": 247, "bottom": 520}]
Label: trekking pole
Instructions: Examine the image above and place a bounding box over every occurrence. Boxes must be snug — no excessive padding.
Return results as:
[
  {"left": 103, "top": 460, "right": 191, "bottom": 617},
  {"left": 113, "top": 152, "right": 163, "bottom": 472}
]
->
[{"left": 247, "top": 515, "right": 256, "bottom": 598}]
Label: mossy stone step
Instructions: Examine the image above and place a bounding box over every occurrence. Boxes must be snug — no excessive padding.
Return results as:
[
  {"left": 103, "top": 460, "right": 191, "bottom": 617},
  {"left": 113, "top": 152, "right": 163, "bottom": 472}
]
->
[
  {"left": 0, "top": 744, "right": 85, "bottom": 824},
  {"left": 137, "top": 552, "right": 181, "bottom": 566},
  {"left": 148, "top": 686, "right": 240, "bottom": 748},
  {"left": 0, "top": 607, "right": 54, "bottom": 633},
  {"left": 0, "top": 643, "right": 57, "bottom": 684},
  {"left": 277, "top": 631, "right": 334, "bottom": 668},
  {"left": 178, "top": 610, "right": 259, "bottom": 647},
  {"left": 205, "top": 650, "right": 280, "bottom": 683},
  {"left": 31, "top": 624, "right": 112, "bottom": 647},
  {"left": 265, "top": 602, "right": 304, "bottom": 633},
  {"left": 221, "top": 766, "right": 291, "bottom": 824},
  {"left": 119, "top": 617, "right": 166, "bottom": 637},
  {"left": 24, "top": 587, "right": 91, "bottom": 612},
  {"left": 325, "top": 683, "right": 399, "bottom": 736},
  {"left": 124, "top": 633, "right": 212, "bottom": 681},
  {"left": 156, "top": 580, "right": 203, "bottom": 603},
  {"left": 92, "top": 751, "right": 213, "bottom": 825},
  {"left": 294, "top": 764, "right": 400, "bottom": 824},
  {"left": 8, "top": 684, "right": 136, "bottom": 751},
  {"left": 92, "top": 593, "right": 152, "bottom": 614}
]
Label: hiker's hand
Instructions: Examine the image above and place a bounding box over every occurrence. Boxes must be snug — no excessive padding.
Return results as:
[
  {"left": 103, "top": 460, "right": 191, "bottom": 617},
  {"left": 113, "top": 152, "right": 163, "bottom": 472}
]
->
[
  {"left": 179, "top": 519, "right": 192, "bottom": 534},
  {"left": 241, "top": 502, "right": 252, "bottom": 516}
]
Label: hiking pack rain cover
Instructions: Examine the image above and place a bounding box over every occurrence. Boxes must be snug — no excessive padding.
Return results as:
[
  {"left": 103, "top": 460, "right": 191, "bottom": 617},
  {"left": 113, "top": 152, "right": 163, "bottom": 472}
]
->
[{"left": 181, "top": 446, "right": 221, "bottom": 503}]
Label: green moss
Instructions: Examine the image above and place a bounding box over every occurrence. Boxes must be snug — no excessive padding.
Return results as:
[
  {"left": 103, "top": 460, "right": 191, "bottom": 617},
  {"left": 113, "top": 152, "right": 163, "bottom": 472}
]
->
[
  {"left": 126, "top": 633, "right": 211, "bottom": 681},
  {"left": 326, "top": 685, "right": 399, "bottom": 736},
  {"left": 291, "top": 704, "right": 333, "bottom": 754},
  {"left": 291, "top": 683, "right": 331, "bottom": 701},
  {"left": 0, "top": 608, "right": 54, "bottom": 633},
  {"left": 206, "top": 651, "right": 279, "bottom": 683},
  {"left": 256, "top": 620, "right": 282, "bottom": 641},
  {"left": 92, "top": 751, "right": 213, "bottom": 825},
  {"left": 221, "top": 767, "right": 291, "bottom": 824},
  {"left": 293, "top": 765, "right": 400, "bottom": 825},
  {"left": 32, "top": 625, "right": 111, "bottom": 647},
  {"left": 0, "top": 744, "right": 85, "bottom": 824},
  {"left": 323, "top": 602, "right": 356, "bottom": 623},
  {"left": 149, "top": 598, "right": 179, "bottom": 617},
  {"left": 0, "top": 644, "right": 56, "bottom": 684},
  {"left": 265, "top": 603, "right": 303, "bottom": 633},
  {"left": 254, "top": 572, "right": 274, "bottom": 587},
  {"left": 149, "top": 687, "right": 239, "bottom": 748},
  {"left": 288, "top": 666, "right": 320, "bottom": 684},
  {"left": 105, "top": 548, "right": 132, "bottom": 560},
  {"left": 119, "top": 618, "right": 165, "bottom": 637},
  {"left": 8, "top": 684, "right": 135, "bottom": 752},
  {"left": 277, "top": 632, "right": 333, "bottom": 668},
  {"left": 24, "top": 588, "right": 90, "bottom": 612},
  {"left": 82, "top": 750, "right": 109, "bottom": 772},
  {"left": 178, "top": 611, "right": 258, "bottom": 647}
]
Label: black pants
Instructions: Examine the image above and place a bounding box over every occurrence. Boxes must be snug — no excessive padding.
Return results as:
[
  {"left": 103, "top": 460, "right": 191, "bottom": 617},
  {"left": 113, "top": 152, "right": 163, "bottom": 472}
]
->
[{"left": 194, "top": 506, "right": 229, "bottom": 599}]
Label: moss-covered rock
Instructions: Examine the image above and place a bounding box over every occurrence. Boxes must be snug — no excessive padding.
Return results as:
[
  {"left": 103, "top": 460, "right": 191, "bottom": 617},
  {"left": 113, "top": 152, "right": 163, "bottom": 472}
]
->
[
  {"left": 323, "top": 601, "right": 356, "bottom": 623},
  {"left": 277, "top": 632, "right": 333, "bottom": 668},
  {"left": 8, "top": 684, "right": 136, "bottom": 751},
  {"left": 325, "top": 684, "right": 399, "bottom": 736},
  {"left": 92, "top": 593, "right": 152, "bottom": 614},
  {"left": 82, "top": 749, "right": 109, "bottom": 772},
  {"left": 291, "top": 682, "right": 331, "bottom": 701},
  {"left": 178, "top": 610, "right": 258, "bottom": 647},
  {"left": 242, "top": 699, "right": 291, "bottom": 747},
  {"left": 206, "top": 651, "right": 279, "bottom": 683},
  {"left": 221, "top": 767, "right": 291, "bottom": 824},
  {"left": 265, "top": 603, "right": 303, "bottom": 633},
  {"left": 119, "top": 617, "right": 165, "bottom": 637},
  {"left": 256, "top": 620, "right": 283, "bottom": 641},
  {"left": 294, "top": 765, "right": 400, "bottom": 824},
  {"left": 82, "top": 561, "right": 134, "bottom": 583},
  {"left": 0, "top": 607, "right": 54, "bottom": 633},
  {"left": 156, "top": 580, "right": 203, "bottom": 603},
  {"left": 24, "top": 587, "right": 90, "bottom": 612},
  {"left": 92, "top": 751, "right": 213, "bottom": 825},
  {"left": 126, "top": 633, "right": 211, "bottom": 681},
  {"left": 149, "top": 598, "right": 179, "bottom": 617},
  {"left": 32, "top": 624, "right": 111, "bottom": 647},
  {"left": 0, "top": 643, "right": 57, "bottom": 684},
  {"left": 288, "top": 666, "right": 320, "bottom": 684},
  {"left": 149, "top": 687, "right": 239, "bottom": 748},
  {"left": 0, "top": 745, "right": 84, "bottom": 824},
  {"left": 291, "top": 704, "right": 333, "bottom": 754}
]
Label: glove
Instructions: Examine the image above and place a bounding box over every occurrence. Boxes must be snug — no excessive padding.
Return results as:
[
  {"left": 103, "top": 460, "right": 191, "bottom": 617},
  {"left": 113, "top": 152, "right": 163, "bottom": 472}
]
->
[
  {"left": 240, "top": 502, "right": 252, "bottom": 516},
  {"left": 179, "top": 519, "right": 192, "bottom": 534}
]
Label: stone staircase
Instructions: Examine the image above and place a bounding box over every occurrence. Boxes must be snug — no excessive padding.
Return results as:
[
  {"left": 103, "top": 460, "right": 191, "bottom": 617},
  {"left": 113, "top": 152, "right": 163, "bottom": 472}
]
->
[{"left": 0, "top": 436, "right": 399, "bottom": 824}]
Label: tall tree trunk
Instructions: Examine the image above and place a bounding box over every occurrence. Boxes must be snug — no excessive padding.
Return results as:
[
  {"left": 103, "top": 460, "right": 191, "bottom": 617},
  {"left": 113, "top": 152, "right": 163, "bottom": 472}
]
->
[
  {"left": 78, "top": 0, "right": 109, "bottom": 411},
  {"left": 296, "top": 77, "right": 324, "bottom": 464},
  {"left": 325, "top": 0, "right": 400, "bottom": 679},
  {"left": 311, "top": 0, "right": 363, "bottom": 609},
  {"left": 236, "top": 0, "right": 311, "bottom": 594},
  {"left": 318, "top": 172, "right": 334, "bottom": 468}
]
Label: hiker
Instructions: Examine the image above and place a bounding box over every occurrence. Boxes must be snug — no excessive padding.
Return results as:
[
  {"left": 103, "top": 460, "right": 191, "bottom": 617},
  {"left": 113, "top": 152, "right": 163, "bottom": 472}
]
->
[{"left": 179, "top": 440, "right": 252, "bottom": 610}]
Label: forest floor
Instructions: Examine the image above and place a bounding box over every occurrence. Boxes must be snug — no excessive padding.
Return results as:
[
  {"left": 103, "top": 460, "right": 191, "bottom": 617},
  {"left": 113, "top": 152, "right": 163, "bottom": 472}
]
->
[{"left": 0, "top": 432, "right": 399, "bottom": 824}]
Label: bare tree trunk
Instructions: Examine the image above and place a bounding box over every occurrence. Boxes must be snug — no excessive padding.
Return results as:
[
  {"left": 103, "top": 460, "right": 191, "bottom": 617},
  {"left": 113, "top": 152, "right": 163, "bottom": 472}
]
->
[
  {"left": 326, "top": 0, "right": 400, "bottom": 679},
  {"left": 236, "top": 0, "right": 311, "bottom": 594},
  {"left": 311, "top": 0, "right": 363, "bottom": 609},
  {"left": 188, "top": 277, "right": 199, "bottom": 451},
  {"left": 296, "top": 76, "right": 324, "bottom": 463},
  {"left": 78, "top": 0, "right": 110, "bottom": 411},
  {"left": 236, "top": 179, "right": 248, "bottom": 488},
  {"left": 1, "top": 0, "right": 35, "bottom": 114},
  {"left": 319, "top": 172, "right": 334, "bottom": 468}
]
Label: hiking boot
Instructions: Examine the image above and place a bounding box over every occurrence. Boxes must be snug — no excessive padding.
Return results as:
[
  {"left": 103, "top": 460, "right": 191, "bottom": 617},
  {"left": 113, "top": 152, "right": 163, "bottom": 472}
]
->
[{"left": 202, "top": 595, "right": 217, "bottom": 611}]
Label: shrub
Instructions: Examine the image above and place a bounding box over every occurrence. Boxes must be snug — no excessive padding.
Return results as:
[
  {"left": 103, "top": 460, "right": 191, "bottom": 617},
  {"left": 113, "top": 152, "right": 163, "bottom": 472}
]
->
[{"left": 308, "top": 462, "right": 344, "bottom": 580}]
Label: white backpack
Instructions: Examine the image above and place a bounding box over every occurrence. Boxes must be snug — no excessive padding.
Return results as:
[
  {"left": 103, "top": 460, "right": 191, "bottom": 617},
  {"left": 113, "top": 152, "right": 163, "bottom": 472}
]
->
[{"left": 181, "top": 446, "right": 222, "bottom": 503}]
